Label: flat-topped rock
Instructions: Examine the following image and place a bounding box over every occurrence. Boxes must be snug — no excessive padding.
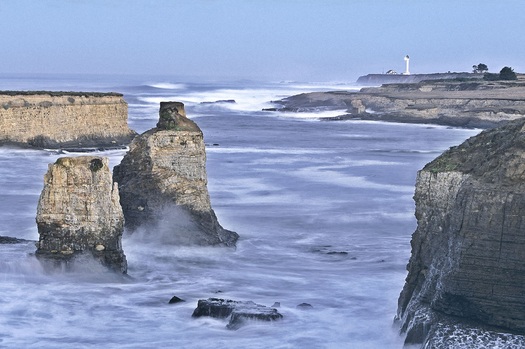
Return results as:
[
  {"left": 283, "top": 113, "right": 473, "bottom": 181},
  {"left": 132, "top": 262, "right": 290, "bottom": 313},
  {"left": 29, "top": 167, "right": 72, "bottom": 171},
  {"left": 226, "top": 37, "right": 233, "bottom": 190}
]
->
[
  {"left": 0, "top": 91, "right": 136, "bottom": 149},
  {"left": 192, "top": 298, "right": 283, "bottom": 330}
]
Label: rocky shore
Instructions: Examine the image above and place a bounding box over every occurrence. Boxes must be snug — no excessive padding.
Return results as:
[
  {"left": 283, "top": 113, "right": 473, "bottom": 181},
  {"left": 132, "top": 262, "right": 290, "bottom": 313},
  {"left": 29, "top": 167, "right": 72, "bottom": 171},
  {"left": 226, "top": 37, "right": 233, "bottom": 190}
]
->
[{"left": 272, "top": 77, "right": 525, "bottom": 128}]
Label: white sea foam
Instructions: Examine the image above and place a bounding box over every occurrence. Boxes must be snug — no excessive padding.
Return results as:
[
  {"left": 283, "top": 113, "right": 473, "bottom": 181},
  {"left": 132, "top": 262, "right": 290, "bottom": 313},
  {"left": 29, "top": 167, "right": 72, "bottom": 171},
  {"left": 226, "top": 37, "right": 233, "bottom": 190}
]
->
[{"left": 148, "top": 82, "right": 187, "bottom": 90}]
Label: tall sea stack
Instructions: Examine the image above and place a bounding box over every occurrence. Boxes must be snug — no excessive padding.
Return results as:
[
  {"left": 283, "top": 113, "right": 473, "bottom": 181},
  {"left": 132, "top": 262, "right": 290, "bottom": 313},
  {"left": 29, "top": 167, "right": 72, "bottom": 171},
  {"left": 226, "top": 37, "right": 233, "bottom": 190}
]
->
[
  {"left": 113, "top": 102, "right": 238, "bottom": 246},
  {"left": 397, "top": 118, "right": 525, "bottom": 347},
  {"left": 36, "top": 156, "right": 127, "bottom": 273}
]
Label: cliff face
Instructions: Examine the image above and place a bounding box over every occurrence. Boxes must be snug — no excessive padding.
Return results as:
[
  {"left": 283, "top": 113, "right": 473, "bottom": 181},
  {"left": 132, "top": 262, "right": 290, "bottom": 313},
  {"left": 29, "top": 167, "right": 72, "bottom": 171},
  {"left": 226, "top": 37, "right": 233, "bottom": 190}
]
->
[
  {"left": 36, "top": 156, "right": 127, "bottom": 273},
  {"left": 397, "top": 118, "right": 525, "bottom": 346},
  {"left": 113, "top": 102, "right": 238, "bottom": 247},
  {"left": 0, "top": 91, "right": 136, "bottom": 148}
]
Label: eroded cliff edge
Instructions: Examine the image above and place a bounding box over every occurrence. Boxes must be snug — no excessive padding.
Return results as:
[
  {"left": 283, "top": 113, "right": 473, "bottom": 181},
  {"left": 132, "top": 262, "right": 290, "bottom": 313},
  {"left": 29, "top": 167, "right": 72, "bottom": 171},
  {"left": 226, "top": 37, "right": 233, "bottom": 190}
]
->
[
  {"left": 397, "top": 118, "right": 525, "bottom": 347},
  {"left": 0, "top": 91, "right": 136, "bottom": 148},
  {"left": 274, "top": 79, "right": 525, "bottom": 128},
  {"left": 113, "top": 101, "right": 238, "bottom": 247}
]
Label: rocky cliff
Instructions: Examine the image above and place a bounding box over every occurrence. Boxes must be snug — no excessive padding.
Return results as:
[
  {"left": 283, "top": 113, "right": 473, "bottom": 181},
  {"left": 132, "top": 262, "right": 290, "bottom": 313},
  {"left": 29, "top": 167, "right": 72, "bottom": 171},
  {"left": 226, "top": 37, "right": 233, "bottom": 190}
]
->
[
  {"left": 397, "top": 118, "right": 525, "bottom": 347},
  {"left": 356, "top": 72, "right": 482, "bottom": 85},
  {"left": 113, "top": 102, "right": 238, "bottom": 246},
  {"left": 275, "top": 80, "right": 525, "bottom": 128},
  {"left": 36, "top": 156, "right": 127, "bottom": 273},
  {"left": 0, "top": 91, "right": 136, "bottom": 148}
]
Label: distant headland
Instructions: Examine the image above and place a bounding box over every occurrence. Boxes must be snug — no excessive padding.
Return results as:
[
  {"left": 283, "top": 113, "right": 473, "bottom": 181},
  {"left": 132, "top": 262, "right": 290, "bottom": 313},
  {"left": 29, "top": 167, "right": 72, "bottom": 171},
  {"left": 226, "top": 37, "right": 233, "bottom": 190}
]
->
[
  {"left": 269, "top": 72, "right": 525, "bottom": 128},
  {"left": 356, "top": 72, "right": 483, "bottom": 86}
]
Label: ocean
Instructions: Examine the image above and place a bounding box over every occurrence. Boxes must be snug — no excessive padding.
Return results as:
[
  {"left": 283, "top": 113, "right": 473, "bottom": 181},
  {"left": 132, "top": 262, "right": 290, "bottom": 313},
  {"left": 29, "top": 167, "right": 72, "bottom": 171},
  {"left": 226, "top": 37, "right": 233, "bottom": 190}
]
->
[{"left": 0, "top": 74, "right": 479, "bottom": 348}]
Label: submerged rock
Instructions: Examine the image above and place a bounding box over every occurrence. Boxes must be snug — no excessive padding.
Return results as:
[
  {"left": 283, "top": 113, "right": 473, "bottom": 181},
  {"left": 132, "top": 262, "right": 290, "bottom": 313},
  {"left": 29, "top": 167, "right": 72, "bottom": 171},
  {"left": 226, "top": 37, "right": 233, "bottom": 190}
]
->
[
  {"left": 113, "top": 102, "right": 238, "bottom": 246},
  {"left": 397, "top": 118, "right": 525, "bottom": 346},
  {"left": 192, "top": 298, "right": 283, "bottom": 330},
  {"left": 35, "top": 156, "right": 127, "bottom": 273}
]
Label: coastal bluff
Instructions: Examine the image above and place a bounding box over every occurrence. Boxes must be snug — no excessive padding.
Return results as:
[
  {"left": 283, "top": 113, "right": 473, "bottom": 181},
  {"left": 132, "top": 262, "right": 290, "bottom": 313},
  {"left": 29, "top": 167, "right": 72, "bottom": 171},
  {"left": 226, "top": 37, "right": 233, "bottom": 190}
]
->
[
  {"left": 397, "top": 118, "right": 525, "bottom": 347},
  {"left": 0, "top": 91, "right": 136, "bottom": 149},
  {"left": 113, "top": 102, "right": 238, "bottom": 247},
  {"left": 356, "top": 72, "right": 481, "bottom": 85},
  {"left": 274, "top": 78, "right": 525, "bottom": 128}
]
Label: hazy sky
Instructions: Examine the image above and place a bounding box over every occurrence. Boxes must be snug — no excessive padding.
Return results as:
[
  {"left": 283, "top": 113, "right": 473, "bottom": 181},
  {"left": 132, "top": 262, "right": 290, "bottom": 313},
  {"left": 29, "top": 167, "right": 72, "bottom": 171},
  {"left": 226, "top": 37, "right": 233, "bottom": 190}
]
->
[{"left": 1, "top": 0, "right": 524, "bottom": 81}]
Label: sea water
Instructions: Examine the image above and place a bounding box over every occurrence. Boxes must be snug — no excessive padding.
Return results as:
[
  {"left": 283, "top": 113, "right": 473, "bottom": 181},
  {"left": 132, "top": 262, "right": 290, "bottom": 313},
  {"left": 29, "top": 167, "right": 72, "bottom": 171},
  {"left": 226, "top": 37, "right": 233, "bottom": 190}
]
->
[{"left": 0, "top": 74, "right": 479, "bottom": 348}]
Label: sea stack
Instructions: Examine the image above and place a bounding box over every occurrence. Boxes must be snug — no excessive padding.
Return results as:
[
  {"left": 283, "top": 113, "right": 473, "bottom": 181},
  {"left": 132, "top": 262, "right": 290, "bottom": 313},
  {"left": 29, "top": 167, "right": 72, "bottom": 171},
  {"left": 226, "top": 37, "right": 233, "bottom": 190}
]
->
[
  {"left": 36, "top": 156, "right": 127, "bottom": 273},
  {"left": 397, "top": 118, "right": 525, "bottom": 347},
  {"left": 113, "top": 102, "right": 238, "bottom": 246}
]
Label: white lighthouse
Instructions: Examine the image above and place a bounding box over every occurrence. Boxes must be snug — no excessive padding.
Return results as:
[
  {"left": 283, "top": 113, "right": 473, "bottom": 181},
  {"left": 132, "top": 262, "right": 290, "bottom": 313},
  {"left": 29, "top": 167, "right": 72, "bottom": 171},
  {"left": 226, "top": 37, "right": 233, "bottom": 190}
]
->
[{"left": 404, "top": 55, "right": 410, "bottom": 75}]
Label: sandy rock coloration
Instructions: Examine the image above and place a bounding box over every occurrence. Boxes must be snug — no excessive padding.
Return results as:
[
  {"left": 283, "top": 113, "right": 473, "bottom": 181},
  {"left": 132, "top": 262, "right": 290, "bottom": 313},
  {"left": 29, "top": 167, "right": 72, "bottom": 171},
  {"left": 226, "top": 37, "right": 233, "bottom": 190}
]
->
[
  {"left": 113, "top": 102, "right": 238, "bottom": 246},
  {"left": 0, "top": 91, "right": 136, "bottom": 149},
  {"left": 36, "top": 156, "right": 127, "bottom": 273}
]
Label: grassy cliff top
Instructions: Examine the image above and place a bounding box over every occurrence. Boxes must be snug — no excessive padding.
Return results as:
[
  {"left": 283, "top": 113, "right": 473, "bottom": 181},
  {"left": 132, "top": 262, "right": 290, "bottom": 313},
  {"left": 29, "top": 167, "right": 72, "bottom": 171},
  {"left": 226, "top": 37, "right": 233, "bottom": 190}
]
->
[{"left": 423, "top": 118, "right": 525, "bottom": 185}]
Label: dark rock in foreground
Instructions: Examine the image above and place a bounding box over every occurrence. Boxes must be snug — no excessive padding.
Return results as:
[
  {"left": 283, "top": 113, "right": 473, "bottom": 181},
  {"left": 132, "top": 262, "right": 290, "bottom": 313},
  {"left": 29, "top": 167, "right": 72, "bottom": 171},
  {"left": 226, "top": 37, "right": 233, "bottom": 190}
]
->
[
  {"left": 36, "top": 156, "right": 127, "bottom": 273},
  {"left": 114, "top": 102, "right": 238, "bottom": 247},
  {"left": 192, "top": 298, "right": 283, "bottom": 330},
  {"left": 397, "top": 118, "right": 525, "bottom": 346}
]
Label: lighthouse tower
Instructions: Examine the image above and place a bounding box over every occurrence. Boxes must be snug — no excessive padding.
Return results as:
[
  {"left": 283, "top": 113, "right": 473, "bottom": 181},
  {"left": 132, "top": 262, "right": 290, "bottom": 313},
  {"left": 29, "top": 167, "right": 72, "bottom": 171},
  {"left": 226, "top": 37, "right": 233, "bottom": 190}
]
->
[{"left": 403, "top": 55, "right": 410, "bottom": 75}]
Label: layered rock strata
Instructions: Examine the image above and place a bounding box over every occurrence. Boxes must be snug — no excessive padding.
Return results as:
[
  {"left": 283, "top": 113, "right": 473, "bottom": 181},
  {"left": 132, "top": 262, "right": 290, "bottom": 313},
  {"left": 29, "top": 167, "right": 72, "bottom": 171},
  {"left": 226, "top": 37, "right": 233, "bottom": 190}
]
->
[
  {"left": 397, "top": 118, "right": 525, "bottom": 346},
  {"left": 36, "top": 156, "right": 127, "bottom": 273},
  {"left": 0, "top": 91, "right": 136, "bottom": 148},
  {"left": 276, "top": 80, "right": 525, "bottom": 128},
  {"left": 113, "top": 102, "right": 238, "bottom": 246}
]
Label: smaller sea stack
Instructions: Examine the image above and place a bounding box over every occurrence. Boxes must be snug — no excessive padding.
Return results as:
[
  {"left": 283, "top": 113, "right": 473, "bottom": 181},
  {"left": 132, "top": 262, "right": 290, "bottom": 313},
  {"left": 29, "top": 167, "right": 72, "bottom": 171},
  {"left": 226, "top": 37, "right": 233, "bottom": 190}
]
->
[
  {"left": 113, "top": 102, "right": 238, "bottom": 246},
  {"left": 36, "top": 156, "right": 127, "bottom": 273}
]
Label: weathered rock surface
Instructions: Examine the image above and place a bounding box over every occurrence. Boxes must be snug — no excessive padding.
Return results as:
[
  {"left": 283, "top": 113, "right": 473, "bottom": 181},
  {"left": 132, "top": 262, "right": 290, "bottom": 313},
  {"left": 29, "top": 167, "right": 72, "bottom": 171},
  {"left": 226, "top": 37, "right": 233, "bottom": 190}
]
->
[
  {"left": 113, "top": 102, "right": 238, "bottom": 246},
  {"left": 275, "top": 79, "right": 525, "bottom": 128},
  {"left": 192, "top": 298, "right": 283, "bottom": 330},
  {"left": 397, "top": 118, "right": 525, "bottom": 346},
  {"left": 36, "top": 156, "right": 127, "bottom": 273},
  {"left": 0, "top": 91, "right": 136, "bottom": 149}
]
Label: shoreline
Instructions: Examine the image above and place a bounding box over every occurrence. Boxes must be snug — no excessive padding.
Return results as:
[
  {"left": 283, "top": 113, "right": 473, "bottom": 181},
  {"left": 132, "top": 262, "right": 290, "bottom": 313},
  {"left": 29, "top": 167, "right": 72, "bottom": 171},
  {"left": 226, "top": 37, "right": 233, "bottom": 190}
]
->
[{"left": 270, "top": 77, "right": 525, "bottom": 129}]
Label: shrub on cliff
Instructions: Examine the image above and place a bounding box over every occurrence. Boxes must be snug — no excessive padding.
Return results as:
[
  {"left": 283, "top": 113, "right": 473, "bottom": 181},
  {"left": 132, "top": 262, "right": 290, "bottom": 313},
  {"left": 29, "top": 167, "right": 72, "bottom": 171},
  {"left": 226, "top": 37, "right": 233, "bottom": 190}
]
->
[
  {"left": 472, "top": 63, "right": 488, "bottom": 73},
  {"left": 499, "top": 66, "right": 517, "bottom": 80}
]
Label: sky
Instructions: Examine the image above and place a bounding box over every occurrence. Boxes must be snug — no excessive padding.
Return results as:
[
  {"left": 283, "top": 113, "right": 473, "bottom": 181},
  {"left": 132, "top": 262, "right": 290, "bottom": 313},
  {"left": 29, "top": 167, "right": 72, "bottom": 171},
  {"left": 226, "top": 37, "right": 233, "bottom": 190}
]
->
[{"left": 0, "top": 0, "right": 524, "bottom": 82}]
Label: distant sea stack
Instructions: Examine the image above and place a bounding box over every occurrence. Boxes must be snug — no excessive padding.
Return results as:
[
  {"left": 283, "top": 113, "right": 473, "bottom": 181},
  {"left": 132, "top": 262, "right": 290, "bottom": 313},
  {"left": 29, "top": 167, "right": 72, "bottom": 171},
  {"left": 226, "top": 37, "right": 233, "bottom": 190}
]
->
[
  {"left": 113, "top": 102, "right": 238, "bottom": 246},
  {"left": 0, "top": 91, "right": 136, "bottom": 149},
  {"left": 36, "top": 156, "right": 127, "bottom": 273},
  {"left": 397, "top": 118, "right": 525, "bottom": 347}
]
